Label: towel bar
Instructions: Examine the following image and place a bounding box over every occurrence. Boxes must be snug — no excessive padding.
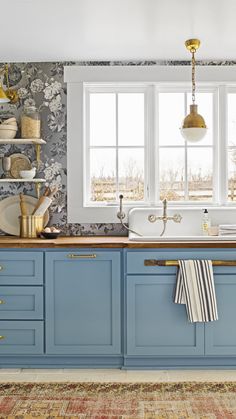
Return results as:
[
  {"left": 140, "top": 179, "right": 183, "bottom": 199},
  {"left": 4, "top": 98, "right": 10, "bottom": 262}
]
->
[{"left": 144, "top": 259, "right": 236, "bottom": 267}]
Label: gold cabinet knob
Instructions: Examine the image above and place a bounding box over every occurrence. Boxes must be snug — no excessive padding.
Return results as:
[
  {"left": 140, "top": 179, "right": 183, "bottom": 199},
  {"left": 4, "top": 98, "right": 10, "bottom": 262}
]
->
[
  {"left": 0, "top": 336, "right": 5, "bottom": 340},
  {"left": 0, "top": 300, "right": 5, "bottom": 305}
]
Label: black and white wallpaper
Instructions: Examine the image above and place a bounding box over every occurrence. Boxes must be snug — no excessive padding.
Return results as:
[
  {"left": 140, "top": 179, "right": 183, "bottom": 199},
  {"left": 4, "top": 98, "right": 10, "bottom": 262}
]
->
[{"left": 0, "top": 60, "right": 234, "bottom": 236}]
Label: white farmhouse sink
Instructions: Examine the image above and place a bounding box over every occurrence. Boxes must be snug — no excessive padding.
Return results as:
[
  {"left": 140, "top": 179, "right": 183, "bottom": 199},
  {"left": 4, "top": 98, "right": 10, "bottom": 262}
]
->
[
  {"left": 129, "top": 233, "right": 236, "bottom": 241},
  {"left": 128, "top": 207, "right": 236, "bottom": 242}
]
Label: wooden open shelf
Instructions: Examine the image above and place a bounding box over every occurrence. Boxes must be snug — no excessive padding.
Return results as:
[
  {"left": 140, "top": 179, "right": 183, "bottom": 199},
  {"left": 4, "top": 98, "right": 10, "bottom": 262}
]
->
[
  {"left": 0, "top": 139, "right": 46, "bottom": 145},
  {"left": 0, "top": 178, "right": 46, "bottom": 183}
]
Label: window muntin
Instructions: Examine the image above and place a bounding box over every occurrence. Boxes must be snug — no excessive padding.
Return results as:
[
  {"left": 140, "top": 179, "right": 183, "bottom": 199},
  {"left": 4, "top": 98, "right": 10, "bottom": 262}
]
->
[{"left": 85, "top": 88, "right": 147, "bottom": 204}]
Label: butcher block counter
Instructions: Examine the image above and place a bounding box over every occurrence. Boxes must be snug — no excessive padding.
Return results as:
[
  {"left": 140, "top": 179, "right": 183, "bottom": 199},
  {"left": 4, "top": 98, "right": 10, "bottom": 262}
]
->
[{"left": 0, "top": 235, "right": 236, "bottom": 248}]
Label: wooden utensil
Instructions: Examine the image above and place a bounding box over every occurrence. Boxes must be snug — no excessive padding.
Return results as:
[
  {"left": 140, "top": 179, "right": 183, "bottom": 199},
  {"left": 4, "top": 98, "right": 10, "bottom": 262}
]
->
[
  {"left": 19, "top": 193, "right": 28, "bottom": 216},
  {"left": 33, "top": 187, "right": 58, "bottom": 217},
  {"left": 32, "top": 187, "right": 51, "bottom": 215}
]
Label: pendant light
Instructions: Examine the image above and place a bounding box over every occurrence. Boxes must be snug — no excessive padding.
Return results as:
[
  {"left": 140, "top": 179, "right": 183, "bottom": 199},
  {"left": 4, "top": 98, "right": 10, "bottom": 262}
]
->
[
  {"left": 180, "top": 39, "right": 207, "bottom": 142},
  {"left": 0, "top": 84, "right": 10, "bottom": 103},
  {"left": 0, "top": 64, "right": 19, "bottom": 104}
]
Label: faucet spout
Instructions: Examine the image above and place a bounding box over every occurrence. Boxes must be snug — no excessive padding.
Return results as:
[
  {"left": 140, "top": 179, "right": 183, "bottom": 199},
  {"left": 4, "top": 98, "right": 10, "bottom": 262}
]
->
[
  {"left": 162, "top": 198, "right": 167, "bottom": 219},
  {"left": 147, "top": 198, "right": 182, "bottom": 237}
]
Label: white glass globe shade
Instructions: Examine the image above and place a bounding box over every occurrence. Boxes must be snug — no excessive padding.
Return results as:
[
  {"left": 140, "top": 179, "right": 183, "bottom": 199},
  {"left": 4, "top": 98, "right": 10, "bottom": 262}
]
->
[{"left": 180, "top": 127, "right": 207, "bottom": 142}]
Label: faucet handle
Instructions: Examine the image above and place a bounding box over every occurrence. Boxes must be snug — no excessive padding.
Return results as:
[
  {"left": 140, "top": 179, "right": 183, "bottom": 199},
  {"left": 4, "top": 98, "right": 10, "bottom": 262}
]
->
[{"left": 173, "top": 213, "right": 182, "bottom": 223}]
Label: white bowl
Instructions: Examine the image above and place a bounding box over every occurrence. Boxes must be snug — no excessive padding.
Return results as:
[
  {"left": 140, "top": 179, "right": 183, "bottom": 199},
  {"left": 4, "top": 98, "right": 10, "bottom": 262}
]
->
[
  {"left": 2, "top": 118, "right": 17, "bottom": 125},
  {"left": 19, "top": 168, "right": 36, "bottom": 179},
  {"left": 0, "top": 126, "right": 17, "bottom": 139},
  {"left": 0, "top": 124, "right": 17, "bottom": 129}
]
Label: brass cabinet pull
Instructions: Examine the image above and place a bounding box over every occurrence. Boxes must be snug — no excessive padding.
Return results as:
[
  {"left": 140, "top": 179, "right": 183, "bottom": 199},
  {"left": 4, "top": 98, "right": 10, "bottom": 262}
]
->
[
  {"left": 0, "top": 265, "right": 4, "bottom": 271},
  {"left": 0, "top": 300, "right": 5, "bottom": 305},
  {"left": 0, "top": 336, "right": 5, "bottom": 340},
  {"left": 67, "top": 254, "right": 97, "bottom": 259}
]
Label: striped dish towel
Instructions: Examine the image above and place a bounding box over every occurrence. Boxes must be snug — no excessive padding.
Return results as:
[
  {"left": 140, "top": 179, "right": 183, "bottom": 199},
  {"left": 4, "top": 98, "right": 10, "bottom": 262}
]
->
[{"left": 174, "top": 260, "right": 218, "bottom": 322}]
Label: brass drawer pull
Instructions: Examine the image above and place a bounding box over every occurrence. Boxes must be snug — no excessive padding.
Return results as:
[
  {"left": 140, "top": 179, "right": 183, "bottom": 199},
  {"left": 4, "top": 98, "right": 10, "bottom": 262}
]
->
[
  {"left": 0, "top": 265, "right": 4, "bottom": 271},
  {"left": 0, "top": 300, "right": 5, "bottom": 305},
  {"left": 0, "top": 336, "right": 5, "bottom": 340},
  {"left": 67, "top": 254, "right": 97, "bottom": 259}
]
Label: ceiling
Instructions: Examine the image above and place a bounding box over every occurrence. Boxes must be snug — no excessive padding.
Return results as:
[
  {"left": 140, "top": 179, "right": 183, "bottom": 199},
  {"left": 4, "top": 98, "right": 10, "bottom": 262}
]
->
[{"left": 2, "top": 0, "right": 236, "bottom": 62}]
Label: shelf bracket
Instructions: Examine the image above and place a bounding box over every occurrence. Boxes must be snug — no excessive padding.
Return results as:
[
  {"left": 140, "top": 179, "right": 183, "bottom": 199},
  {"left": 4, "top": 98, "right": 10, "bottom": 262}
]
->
[
  {"left": 35, "top": 144, "right": 41, "bottom": 171},
  {"left": 35, "top": 182, "right": 41, "bottom": 199}
]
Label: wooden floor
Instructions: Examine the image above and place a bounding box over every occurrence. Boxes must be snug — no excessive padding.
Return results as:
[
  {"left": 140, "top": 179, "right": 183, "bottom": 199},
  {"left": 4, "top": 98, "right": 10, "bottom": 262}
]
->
[{"left": 0, "top": 369, "right": 235, "bottom": 382}]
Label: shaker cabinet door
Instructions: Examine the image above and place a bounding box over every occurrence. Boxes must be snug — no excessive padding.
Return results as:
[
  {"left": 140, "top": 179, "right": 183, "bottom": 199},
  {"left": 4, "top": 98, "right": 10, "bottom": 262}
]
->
[
  {"left": 45, "top": 251, "right": 121, "bottom": 355},
  {"left": 126, "top": 275, "right": 204, "bottom": 356},
  {"left": 205, "top": 267, "right": 236, "bottom": 356}
]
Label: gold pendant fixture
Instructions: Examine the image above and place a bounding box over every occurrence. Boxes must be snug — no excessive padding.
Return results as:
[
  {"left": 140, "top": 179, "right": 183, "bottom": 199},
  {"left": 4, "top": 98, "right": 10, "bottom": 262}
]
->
[
  {"left": 0, "top": 83, "right": 10, "bottom": 103},
  {"left": 180, "top": 39, "right": 207, "bottom": 142},
  {"left": 0, "top": 64, "right": 19, "bottom": 104}
]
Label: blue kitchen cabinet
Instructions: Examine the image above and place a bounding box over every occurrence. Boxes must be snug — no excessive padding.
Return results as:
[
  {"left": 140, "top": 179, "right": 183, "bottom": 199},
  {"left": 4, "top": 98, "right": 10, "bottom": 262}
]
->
[
  {"left": 126, "top": 249, "right": 236, "bottom": 363},
  {"left": 126, "top": 274, "right": 204, "bottom": 356},
  {"left": 45, "top": 251, "right": 121, "bottom": 355},
  {"left": 205, "top": 267, "right": 236, "bottom": 355}
]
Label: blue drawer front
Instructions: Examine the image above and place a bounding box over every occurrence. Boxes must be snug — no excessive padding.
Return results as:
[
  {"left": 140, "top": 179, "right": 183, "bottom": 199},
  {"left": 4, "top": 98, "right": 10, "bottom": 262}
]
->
[
  {"left": 0, "top": 321, "right": 44, "bottom": 354},
  {"left": 126, "top": 275, "right": 204, "bottom": 356},
  {"left": 0, "top": 287, "right": 43, "bottom": 319},
  {"left": 126, "top": 249, "right": 236, "bottom": 274},
  {"left": 46, "top": 251, "right": 121, "bottom": 355},
  {"left": 0, "top": 252, "right": 43, "bottom": 285}
]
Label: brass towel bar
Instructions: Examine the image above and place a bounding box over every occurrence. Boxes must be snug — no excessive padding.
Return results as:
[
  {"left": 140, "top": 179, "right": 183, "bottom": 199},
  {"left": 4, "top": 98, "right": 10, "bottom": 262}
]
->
[{"left": 144, "top": 259, "right": 236, "bottom": 267}]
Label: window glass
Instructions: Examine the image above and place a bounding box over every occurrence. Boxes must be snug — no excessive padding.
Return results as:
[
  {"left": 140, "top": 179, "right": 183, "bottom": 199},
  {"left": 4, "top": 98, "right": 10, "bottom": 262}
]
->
[
  {"left": 159, "top": 93, "right": 185, "bottom": 146},
  {"left": 90, "top": 93, "right": 116, "bottom": 146},
  {"left": 159, "top": 91, "right": 214, "bottom": 202},
  {"left": 88, "top": 90, "right": 146, "bottom": 203},
  {"left": 118, "top": 148, "right": 144, "bottom": 201},
  {"left": 118, "top": 93, "right": 144, "bottom": 146},
  {"left": 227, "top": 93, "right": 236, "bottom": 201},
  {"left": 188, "top": 148, "right": 213, "bottom": 201},
  {"left": 90, "top": 149, "right": 116, "bottom": 202},
  {"left": 159, "top": 148, "right": 185, "bottom": 201}
]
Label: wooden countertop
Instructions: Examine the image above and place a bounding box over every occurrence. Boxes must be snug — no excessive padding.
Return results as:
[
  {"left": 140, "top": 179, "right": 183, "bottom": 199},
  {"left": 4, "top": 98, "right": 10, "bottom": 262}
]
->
[{"left": 0, "top": 236, "right": 236, "bottom": 248}]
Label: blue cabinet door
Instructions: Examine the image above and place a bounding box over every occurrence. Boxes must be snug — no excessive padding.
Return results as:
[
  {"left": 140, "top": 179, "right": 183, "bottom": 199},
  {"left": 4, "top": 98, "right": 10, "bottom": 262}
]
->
[
  {"left": 45, "top": 251, "right": 121, "bottom": 355},
  {"left": 126, "top": 275, "right": 204, "bottom": 356},
  {"left": 205, "top": 267, "right": 236, "bottom": 355}
]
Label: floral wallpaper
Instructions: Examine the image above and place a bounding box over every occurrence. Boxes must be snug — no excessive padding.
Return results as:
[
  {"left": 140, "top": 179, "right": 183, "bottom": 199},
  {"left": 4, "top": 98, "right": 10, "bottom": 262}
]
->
[{"left": 0, "top": 60, "right": 234, "bottom": 236}]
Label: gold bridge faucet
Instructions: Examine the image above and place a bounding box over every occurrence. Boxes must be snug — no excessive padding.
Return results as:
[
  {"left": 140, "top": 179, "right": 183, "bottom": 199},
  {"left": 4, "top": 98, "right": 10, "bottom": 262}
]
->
[{"left": 148, "top": 198, "right": 182, "bottom": 237}]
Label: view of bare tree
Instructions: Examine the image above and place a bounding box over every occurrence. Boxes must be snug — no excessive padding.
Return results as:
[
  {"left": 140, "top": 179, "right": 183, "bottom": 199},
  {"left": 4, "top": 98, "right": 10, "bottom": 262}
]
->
[{"left": 91, "top": 158, "right": 215, "bottom": 202}]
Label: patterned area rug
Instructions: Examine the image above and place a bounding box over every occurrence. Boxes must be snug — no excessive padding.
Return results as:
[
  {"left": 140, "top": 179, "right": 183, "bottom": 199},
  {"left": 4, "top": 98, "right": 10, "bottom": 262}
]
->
[{"left": 0, "top": 382, "right": 235, "bottom": 418}]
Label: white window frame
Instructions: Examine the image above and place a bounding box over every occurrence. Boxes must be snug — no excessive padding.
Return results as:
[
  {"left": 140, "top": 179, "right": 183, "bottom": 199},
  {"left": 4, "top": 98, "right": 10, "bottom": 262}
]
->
[{"left": 65, "top": 65, "right": 236, "bottom": 223}]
